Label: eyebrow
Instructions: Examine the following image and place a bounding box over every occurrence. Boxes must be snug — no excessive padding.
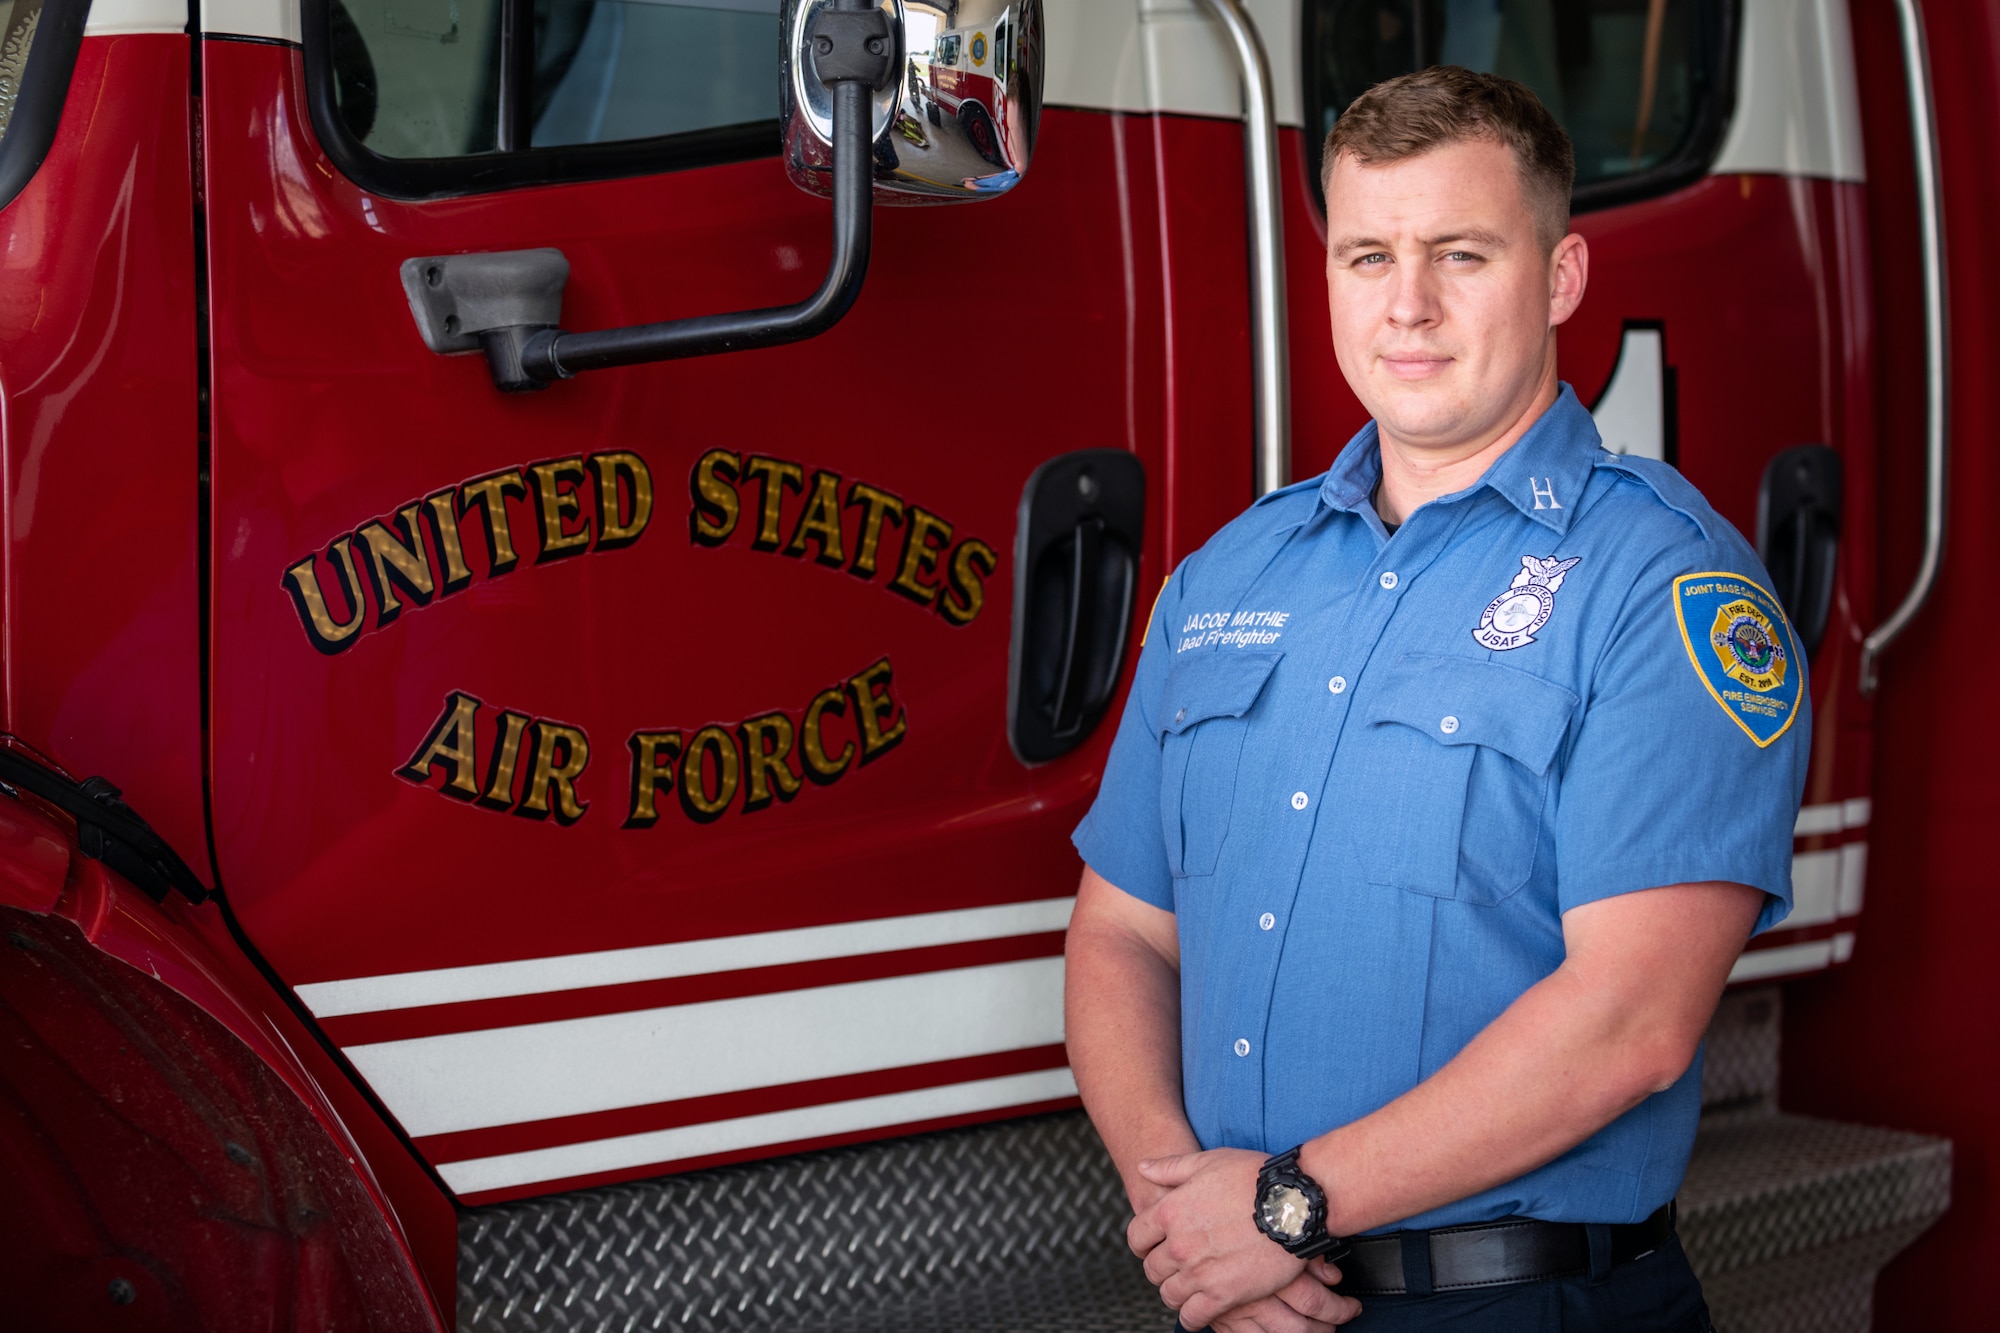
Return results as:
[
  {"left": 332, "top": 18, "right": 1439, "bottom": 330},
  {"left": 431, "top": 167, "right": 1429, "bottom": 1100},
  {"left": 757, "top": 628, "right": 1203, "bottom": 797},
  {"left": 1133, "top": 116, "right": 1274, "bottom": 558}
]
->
[{"left": 1331, "top": 228, "right": 1511, "bottom": 258}]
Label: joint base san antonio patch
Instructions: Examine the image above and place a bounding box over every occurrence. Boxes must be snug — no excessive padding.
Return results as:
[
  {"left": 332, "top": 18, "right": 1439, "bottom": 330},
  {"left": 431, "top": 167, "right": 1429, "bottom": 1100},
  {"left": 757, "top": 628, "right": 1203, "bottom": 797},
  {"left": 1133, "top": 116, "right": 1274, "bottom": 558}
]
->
[{"left": 1673, "top": 572, "right": 1803, "bottom": 748}]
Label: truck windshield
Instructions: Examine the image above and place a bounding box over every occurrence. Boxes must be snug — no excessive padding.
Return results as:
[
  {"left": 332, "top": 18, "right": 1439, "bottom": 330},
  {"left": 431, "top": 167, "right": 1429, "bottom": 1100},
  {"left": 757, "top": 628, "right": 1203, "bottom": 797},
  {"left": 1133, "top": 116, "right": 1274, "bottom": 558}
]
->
[
  {"left": 0, "top": 0, "right": 45, "bottom": 142},
  {"left": 1305, "top": 0, "right": 1730, "bottom": 203},
  {"left": 328, "top": 0, "right": 780, "bottom": 159}
]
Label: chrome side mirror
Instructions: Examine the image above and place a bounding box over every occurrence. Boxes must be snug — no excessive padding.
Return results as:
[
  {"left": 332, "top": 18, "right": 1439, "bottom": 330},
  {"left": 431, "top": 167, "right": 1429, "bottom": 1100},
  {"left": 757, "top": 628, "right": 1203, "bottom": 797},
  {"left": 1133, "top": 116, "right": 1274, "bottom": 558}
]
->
[{"left": 783, "top": 0, "right": 1043, "bottom": 202}]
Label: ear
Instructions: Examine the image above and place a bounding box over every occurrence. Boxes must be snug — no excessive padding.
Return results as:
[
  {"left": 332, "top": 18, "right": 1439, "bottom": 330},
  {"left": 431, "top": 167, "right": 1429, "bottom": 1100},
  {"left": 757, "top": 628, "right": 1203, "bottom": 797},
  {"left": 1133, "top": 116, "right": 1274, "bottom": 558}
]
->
[{"left": 1549, "top": 232, "right": 1589, "bottom": 328}]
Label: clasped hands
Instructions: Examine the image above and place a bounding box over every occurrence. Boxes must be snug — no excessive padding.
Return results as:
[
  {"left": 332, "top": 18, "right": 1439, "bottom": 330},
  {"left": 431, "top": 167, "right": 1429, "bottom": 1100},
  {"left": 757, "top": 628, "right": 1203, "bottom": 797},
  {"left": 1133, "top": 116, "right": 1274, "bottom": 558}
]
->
[{"left": 1127, "top": 1148, "right": 1364, "bottom": 1332}]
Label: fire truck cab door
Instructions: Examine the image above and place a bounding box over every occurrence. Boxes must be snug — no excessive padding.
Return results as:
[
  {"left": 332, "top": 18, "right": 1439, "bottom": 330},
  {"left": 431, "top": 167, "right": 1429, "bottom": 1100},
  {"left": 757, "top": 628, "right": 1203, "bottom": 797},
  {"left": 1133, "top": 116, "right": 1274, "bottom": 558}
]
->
[{"left": 199, "top": 0, "right": 1129, "bottom": 1201}]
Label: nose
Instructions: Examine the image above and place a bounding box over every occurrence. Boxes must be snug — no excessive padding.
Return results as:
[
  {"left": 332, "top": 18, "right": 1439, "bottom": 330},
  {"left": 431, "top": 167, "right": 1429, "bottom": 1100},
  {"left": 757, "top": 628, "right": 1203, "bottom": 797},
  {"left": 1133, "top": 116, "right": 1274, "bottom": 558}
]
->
[{"left": 1387, "top": 258, "right": 1440, "bottom": 330}]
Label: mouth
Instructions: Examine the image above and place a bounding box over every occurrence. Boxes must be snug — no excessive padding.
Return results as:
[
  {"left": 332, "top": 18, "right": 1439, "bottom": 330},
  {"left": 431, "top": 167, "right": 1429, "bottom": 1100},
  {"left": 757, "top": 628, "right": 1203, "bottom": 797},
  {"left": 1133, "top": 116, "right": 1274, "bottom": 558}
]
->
[{"left": 1378, "top": 353, "right": 1452, "bottom": 381}]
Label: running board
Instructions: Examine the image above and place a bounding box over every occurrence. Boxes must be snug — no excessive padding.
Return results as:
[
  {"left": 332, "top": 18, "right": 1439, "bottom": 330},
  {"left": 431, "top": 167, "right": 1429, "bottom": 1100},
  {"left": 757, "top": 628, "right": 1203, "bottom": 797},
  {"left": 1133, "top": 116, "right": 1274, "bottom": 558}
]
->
[{"left": 456, "top": 990, "right": 1948, "bottom": 1332}]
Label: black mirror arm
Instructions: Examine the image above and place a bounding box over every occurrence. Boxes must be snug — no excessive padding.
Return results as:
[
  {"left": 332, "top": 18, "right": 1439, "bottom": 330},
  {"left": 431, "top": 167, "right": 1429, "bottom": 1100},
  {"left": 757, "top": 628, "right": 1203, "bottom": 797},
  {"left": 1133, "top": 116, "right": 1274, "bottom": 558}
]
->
[{"left": 487, "top": 5, "right": 890, "bottom": 391}]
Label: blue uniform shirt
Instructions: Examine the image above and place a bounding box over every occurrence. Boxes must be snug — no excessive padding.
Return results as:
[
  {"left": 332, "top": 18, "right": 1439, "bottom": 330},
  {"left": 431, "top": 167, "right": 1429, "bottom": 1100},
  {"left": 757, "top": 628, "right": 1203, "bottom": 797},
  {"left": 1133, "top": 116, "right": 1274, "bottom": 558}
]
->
[{"left": 1073, "top": 386, "right": 1809, "bottom": 1230}]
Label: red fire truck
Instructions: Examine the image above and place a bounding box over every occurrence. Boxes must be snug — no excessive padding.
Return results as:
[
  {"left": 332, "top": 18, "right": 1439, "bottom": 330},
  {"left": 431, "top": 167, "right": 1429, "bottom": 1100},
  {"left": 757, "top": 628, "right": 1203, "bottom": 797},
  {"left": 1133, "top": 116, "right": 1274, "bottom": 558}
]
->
[{"left": 0, "top": 0, "right": 1982, "bottom": 1328}]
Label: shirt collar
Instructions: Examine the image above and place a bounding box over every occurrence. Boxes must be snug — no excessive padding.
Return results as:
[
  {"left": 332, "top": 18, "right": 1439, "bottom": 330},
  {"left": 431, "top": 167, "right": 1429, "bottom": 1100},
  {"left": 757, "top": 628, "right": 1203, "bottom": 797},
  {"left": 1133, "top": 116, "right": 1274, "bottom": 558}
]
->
[{"left": 1316, "top": 383, "right": 1601, "bottom": 536}]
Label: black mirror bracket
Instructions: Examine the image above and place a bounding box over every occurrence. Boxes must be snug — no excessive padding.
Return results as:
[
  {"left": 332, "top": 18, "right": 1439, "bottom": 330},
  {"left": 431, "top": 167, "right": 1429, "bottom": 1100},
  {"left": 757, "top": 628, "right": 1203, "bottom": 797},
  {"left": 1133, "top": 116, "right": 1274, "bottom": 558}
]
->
[{"left": 404, "top": 0, "right": 895, "bottom": 394}]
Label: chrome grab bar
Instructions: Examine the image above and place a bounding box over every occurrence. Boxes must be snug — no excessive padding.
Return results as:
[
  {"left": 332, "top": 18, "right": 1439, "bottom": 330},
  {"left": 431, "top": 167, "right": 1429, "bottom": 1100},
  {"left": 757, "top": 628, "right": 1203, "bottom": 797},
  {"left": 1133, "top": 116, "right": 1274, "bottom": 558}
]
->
[
  {"left": 1860, "top": 0, "right": 1950, "bottom": 693},
  {"left": 1194, "top": 0, "right": 1291, "bottom": 497}
]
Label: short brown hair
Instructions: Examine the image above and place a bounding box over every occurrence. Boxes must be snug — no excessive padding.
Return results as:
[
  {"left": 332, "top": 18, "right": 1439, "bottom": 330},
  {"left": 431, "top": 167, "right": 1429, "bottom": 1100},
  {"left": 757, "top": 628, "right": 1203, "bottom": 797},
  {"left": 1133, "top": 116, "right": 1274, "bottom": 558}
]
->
[{"left": 1322, "top": 66, "right": 1575, "bottom": 253}]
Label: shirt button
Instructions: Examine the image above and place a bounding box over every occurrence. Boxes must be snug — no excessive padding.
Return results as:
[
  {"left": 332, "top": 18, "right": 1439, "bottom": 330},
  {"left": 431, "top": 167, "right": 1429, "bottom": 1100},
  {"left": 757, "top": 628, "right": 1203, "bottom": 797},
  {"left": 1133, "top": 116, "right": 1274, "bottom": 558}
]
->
[
  {"left": 1328, "top": 675, "right": 1347, "bottom": 694},
  {"left": 1259, "top": 912, "right": 1275, "bottom": 931},
  {"left": 1379, "top": 571, "right": 1399, "bottom": 590},
  {"left": 1440, "top": 715, "right": 1460, "bottom": 734},
  {"left": 1175, "top": 707, "right": 1186, "bottom": 723},
  {"left": 1290, "top": 791, "right": 1309, "bottom": 810},
  {"left": 1234, "top": 1038, "right": 1251, "bottom": 1057}
]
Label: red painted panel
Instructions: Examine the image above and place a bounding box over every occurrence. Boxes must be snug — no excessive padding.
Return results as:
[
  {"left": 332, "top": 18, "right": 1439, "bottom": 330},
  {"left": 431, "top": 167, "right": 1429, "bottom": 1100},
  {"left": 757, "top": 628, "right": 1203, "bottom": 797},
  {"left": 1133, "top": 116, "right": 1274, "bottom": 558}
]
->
[
  {"left": 0, "top": 786, "right": 452, "bottom": 1325},
  {"left": 1782, "top": 2, "right": 2000, "bottom": 1325},
  {"left": 0, "top": 34, "right": 207, "bottom": 878},
  {"left": 0, "top": 785, "right": 69, "bottom": 912},
  {"left": 198, "top": 27, "right": 1268, "bottom": 1193},
  {"left": 0, "top": 892, "right": 442, "bottom": 1331},
  {"left": 201, "top": 45, "right": 1180, "bottom": 978}
]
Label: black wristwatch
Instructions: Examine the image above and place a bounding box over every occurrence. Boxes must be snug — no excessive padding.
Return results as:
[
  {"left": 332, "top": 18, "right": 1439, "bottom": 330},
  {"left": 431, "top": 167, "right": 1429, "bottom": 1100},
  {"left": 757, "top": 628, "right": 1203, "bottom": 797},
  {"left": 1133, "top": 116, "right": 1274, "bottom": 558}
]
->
[{"left": 1253, "top": 1146, "right": 1347, "bottom": 1260}]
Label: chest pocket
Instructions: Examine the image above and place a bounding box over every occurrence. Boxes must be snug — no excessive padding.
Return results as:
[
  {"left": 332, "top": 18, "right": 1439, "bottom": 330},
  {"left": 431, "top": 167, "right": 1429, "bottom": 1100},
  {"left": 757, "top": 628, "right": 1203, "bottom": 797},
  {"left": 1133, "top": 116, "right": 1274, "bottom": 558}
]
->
[
  {"left": 1157, "top": 650, "right": 1283, "bottom": 878},
  {"left": 1357, "top": 654, "right": 1577, "bottom": 904}
]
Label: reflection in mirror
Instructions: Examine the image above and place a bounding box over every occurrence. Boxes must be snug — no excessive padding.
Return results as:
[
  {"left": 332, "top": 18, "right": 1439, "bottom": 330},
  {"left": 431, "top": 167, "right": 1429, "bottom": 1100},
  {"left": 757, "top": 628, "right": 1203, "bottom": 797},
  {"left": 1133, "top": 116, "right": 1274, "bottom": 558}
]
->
[
  {"left": 783, "top": 0, "right": 1042, "bottom": 203},
  {"left": 0, "top": 0, "right": 47, "bottom": 143}
]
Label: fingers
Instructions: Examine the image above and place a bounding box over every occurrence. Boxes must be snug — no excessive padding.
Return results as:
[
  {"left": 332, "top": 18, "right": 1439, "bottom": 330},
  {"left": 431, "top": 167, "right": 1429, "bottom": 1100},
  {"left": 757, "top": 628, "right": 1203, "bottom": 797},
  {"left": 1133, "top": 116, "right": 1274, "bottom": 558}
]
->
[
  {"left": 1203, "top": 1294, "right": 1337, "bottom": 1333},
  {"left": 1275, "top": 1273, "right": 1364, "bottom": 1327},
  {"left": 1145, "top": 1244, "right": 1185, "bottom": 1292},
  {"left": 1127, "top": 1205, "right": 1168, "bottom": 1260},
  {"left": 1137, "top": 1152, "right": 1202, "bottom": 1188}
]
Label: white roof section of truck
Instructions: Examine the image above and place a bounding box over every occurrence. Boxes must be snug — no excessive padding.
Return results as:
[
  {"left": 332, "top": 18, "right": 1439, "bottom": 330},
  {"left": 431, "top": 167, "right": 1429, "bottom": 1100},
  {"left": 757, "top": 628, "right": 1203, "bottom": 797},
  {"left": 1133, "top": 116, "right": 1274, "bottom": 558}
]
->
[
  {"left": 1045, "top": 0, "right": 1306, "bottom": 128},
  {"left": 83, "top": 0, "right": 186, "bottom": 35},
  {"left": 1711, "top": 0, "right": 1865, "bottom": 182}
]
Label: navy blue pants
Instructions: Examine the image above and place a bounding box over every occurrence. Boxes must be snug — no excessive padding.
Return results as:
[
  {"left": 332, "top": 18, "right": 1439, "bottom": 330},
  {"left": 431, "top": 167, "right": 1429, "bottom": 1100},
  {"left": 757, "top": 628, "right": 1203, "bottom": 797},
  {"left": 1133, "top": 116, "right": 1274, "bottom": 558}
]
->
[{"left": 1181, "top": 1235, "right": 1713, "bottom": 1332}]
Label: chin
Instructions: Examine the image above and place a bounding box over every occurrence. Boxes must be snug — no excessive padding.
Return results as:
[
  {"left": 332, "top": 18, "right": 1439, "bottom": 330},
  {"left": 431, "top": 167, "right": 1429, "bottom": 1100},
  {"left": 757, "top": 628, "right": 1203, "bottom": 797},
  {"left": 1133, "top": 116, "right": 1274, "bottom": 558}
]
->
[{"left": 1370, "top": 388, "right": 1473, "bottom": 447}]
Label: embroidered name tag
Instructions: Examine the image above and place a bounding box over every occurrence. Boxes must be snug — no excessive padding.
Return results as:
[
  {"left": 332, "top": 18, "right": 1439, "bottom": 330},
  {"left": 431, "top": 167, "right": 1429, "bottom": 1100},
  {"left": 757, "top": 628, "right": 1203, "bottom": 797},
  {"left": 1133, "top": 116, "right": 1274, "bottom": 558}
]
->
[{"left": 1673, "top": 572, "right": 1803, "bottom": 747}]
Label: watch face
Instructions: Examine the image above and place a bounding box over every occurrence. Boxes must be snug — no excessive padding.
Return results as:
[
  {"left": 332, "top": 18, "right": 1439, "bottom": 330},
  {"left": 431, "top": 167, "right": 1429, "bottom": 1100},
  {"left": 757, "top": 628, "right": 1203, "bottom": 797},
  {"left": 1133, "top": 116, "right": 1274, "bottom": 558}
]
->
[{"left": 1259, "top": 1183, "right": 1311, "bottom": 1240}]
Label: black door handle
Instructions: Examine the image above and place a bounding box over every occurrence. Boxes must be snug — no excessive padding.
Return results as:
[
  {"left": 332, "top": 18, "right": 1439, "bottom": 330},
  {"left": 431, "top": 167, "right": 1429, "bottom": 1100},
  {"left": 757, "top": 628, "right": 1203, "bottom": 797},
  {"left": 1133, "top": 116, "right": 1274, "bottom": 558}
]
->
[
  {"left": 1010, "top": 452, "right": 1147, "bottom": 764},
  {"left": 1051, "top": 516, "right": 1106, "bottom": 737},
  {"left": 1756, "top": 444, "right": 1843, "bottom": 658}
]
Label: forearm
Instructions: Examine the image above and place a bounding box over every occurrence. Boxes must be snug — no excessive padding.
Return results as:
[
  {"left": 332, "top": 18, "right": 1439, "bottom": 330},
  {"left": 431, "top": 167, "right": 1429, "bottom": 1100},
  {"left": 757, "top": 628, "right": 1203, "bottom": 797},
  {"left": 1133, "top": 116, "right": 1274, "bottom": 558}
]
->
[
  {"left": 1065, "top": 894, "right": 1199, "bottom": 1211},
  {"left": 1299, "top": 962, "right": 1671, "bottom": 1232},
  {"left": 1299, "top": 882, "right": 1762, "bottom": 1235}
]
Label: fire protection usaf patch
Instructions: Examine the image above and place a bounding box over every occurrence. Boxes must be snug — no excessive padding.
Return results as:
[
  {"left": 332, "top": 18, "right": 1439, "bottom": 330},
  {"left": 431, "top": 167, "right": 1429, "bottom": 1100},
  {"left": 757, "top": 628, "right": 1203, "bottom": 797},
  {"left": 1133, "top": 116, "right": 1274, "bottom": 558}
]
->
[
  {"left": 1673, "top": 572, "right": 1803, "bottom": 747},
  {"left": 1472, "top": 555, "right": 1581, "bottom": 651}
]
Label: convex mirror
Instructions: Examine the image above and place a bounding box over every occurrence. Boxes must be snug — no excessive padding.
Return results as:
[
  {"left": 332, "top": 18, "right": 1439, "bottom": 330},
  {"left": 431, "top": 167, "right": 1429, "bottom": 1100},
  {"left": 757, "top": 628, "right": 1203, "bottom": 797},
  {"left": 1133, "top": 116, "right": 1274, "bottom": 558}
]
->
[{"left": 782, "top": 0, "right": 1043, "bottom": 202}]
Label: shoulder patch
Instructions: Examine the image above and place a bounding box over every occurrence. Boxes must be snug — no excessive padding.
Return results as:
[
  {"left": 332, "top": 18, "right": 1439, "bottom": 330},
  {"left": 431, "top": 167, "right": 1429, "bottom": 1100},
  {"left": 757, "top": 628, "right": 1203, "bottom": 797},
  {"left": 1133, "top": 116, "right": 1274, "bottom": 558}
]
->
[
  {"left": 1672, "top": 572, "right": 1803, "bottom": 747},
  {"left": 1140, "top": 575, "right": 1169, "bottom": 647}
]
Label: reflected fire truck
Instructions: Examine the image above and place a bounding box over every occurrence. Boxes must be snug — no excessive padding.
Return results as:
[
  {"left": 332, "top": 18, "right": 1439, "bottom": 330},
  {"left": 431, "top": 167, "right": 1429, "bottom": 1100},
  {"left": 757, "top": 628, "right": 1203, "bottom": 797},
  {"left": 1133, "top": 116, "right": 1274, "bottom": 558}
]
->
[{"left": 914, "top": 12, "right": 1021, "bottom": 169}]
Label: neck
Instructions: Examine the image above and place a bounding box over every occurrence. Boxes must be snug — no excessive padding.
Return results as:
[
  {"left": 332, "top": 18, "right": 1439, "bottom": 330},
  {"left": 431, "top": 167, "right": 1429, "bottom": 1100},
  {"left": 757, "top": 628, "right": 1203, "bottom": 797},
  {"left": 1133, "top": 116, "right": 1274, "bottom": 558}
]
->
[{"left": 1374, "top": 360, "right": 1560, "bottom": 526}]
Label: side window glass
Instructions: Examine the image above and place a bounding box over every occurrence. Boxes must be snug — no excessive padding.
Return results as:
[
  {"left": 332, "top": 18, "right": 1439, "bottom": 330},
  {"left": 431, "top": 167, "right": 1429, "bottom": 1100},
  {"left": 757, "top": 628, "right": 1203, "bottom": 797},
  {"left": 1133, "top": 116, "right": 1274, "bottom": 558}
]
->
[
  {"left": 317, "top": 0, "right": 782, "bottom": 195},
  {"left": 329, "top": 0, "right": 504, "bottom": 157},
  {"left": 1304, "top": 0, "right": 1733, "bottom": 209},
  {"left": 534, "top": 2, "right": 779, "bottom": 146},
  {"left": 0, "top": 0, "right": 47, "bottom": 142}
]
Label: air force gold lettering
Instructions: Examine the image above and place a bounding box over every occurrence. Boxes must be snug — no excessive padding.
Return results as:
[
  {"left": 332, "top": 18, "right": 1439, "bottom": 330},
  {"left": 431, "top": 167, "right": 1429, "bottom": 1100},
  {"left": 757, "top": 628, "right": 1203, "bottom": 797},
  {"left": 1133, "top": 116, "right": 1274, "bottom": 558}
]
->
[
  {"left": 282, "top": 451, "right": 654, "bottom": 654},
  {"left": 312, "top": 448, "right": 966, "bottom": 831},
  {"left": 689, "top": 449, "right": 997, "bottom": 625},
  {"left": 395, "top": 658, "right": 908, "bottom": 827},
  {"left": 397, "top": 692, "right": 593, "bottom": 825},
  {"left": 623, "top": 657, "right": 907, "bottom": 828}
]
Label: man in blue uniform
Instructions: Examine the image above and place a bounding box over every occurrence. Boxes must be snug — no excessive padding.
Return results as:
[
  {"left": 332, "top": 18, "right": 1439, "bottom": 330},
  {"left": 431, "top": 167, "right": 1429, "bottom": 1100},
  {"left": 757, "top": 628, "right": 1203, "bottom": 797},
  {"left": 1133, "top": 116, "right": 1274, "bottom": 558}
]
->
[{"left": 1065, "top": 68, "right": 1807, "bottom": 1332}]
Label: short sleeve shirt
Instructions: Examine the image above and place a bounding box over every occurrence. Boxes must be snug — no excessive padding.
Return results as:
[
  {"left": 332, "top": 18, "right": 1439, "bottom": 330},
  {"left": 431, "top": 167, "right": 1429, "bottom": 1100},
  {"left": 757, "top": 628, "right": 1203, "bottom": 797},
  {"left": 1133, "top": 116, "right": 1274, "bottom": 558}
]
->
[{"left": 1072, "top": 386, "right": 1809, "bottom": 1230}]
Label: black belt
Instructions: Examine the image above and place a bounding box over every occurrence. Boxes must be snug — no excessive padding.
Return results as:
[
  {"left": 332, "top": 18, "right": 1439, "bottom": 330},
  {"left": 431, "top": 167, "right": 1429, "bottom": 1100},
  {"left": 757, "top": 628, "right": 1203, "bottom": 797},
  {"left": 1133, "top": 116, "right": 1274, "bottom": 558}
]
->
[{"left": 1334, "top": 1200, "right": 1677, "bottom": 1296}]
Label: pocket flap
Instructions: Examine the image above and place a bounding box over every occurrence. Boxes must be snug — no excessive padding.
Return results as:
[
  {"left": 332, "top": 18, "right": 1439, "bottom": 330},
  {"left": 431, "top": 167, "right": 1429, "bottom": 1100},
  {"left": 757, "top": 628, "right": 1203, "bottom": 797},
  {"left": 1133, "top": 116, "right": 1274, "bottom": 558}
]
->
[
  {"left": 1159, "top": 650, "right": 1284, "bottom": 735},
  {"left": 1362, "top": 653, "right": 1578, "bottom": 775}
]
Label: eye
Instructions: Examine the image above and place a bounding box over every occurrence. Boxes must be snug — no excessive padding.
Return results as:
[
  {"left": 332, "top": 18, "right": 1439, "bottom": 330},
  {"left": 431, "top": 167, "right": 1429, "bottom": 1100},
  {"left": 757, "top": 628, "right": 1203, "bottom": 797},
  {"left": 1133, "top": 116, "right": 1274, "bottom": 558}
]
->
[
  {"left": 1356, "top": 252, "right": 1390, "bottom": 267},
  {"left": 1442, "top": 250, "right": 1483, "bottom": 264}
]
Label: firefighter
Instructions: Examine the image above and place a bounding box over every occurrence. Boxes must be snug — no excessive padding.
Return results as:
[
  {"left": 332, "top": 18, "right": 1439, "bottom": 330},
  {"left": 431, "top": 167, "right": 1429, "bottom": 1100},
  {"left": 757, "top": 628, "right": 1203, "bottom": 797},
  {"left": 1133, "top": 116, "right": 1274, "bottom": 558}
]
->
[{"left": 1064, "top": 68, "right": 1807, "bottom": 1332}]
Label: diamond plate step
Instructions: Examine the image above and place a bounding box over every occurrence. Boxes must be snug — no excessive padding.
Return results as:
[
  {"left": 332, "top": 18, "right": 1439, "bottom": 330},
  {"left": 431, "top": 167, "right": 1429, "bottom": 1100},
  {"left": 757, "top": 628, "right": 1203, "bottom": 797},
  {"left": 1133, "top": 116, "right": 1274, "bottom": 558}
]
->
[
  {"left": 457, "top": 1112, "right": 1162, "bottom": 1333},
  {"left": 1701, "top": 987, "right": 1781, "bottom": 1110},
  {"left": 457, "top": 991, "right": 1949, "bottom": 1332},
  {"left": 1682, "top": 1109, "right": 1951, "bottom": 1333}
]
